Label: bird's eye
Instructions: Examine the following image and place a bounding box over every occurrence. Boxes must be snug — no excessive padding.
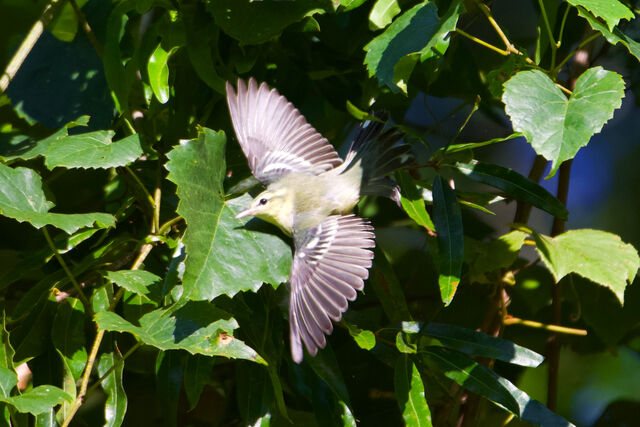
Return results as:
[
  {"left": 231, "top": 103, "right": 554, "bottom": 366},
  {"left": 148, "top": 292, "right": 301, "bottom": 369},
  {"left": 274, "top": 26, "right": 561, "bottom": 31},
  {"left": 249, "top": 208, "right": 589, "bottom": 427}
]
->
[{"left": 259, "top": 198, "right": 268, "bottom": 205}]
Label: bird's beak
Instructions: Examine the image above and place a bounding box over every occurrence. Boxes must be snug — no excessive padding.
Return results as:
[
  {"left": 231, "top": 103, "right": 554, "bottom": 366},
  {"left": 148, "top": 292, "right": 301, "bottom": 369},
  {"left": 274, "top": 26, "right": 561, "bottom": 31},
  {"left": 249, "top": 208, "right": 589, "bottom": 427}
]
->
[{"left": 235, "top": 207, "right": 256, "bottom": 219}]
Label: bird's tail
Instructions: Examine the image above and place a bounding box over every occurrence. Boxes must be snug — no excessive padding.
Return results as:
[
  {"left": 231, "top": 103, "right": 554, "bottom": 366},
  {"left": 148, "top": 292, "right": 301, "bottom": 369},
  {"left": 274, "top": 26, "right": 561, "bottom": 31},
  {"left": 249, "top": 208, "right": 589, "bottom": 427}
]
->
[{"left": 341, "top": 116, "right": 412, "bottom": 204}]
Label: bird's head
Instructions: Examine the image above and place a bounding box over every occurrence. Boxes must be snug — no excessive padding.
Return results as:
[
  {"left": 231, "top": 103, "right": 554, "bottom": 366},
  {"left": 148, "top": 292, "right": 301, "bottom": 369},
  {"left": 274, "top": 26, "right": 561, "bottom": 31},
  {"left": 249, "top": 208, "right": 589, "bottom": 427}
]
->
[{"left": 235, "top": 188, "right": 294, "bottom": 235}]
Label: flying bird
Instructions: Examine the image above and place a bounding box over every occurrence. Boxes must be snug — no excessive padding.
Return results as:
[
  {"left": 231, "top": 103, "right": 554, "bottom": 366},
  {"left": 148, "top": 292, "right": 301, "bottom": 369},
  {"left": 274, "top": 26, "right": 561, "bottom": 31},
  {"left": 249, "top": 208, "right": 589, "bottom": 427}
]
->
[{"left": 226, "top": 78, "right": 409, "bottom": 363}]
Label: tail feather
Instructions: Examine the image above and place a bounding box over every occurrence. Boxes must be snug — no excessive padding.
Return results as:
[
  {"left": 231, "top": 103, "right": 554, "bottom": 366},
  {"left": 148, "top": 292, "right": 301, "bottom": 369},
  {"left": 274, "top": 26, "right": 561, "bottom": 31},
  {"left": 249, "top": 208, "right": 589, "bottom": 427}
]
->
[{"left": 342, "top": 116, "right": 412, "bottom": 203}]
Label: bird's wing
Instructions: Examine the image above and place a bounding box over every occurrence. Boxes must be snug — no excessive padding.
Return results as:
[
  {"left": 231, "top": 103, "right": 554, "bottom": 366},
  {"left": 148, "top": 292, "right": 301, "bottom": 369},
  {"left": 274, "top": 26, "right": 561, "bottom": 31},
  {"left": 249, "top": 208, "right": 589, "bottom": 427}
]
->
[
  {"left": 289, "top": 215, "right": 375, "bottom": 363},
  {"left": 226, "top": 78, "right": 343, "bottom": 184}
]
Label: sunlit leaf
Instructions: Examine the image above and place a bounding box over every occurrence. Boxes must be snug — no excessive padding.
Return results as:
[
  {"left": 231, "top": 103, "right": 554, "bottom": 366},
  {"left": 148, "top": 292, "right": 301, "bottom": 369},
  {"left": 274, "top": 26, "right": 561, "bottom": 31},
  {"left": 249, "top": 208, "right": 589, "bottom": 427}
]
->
[
  {"left": 566, "top": 0, "right": 633, "bottom": 30},
  {"left": 148, "top": 43, "right": 179, "bottom": 104},
  {"left": 533, "top": 229, "right": 639, "bottom": 305},
  {"left": 42, "top": 132, "right": 142, "bottom": 169},
  {"left": 394, "top": 355, "right": 432, "bottom": 426},
  {"left": 503, "top": 67, "right": 624, "bottom": 177},
  {"left": 2, "top": 385, "right": 72, "bottom": 415},
  {"left": 165, "top": 128, "right": 290, "bottom": 301},
  {"left": 95, "top": 302, "right": 265, "bottom": 363},
  {"left": 369, "top": 0, "right": 401, "bottom": 30},
  {"left": 0, "top": 164, "right": 115, "bottom": 234},
  {"left": 577, "top": 7, "right": 640, "bottom": 62}
]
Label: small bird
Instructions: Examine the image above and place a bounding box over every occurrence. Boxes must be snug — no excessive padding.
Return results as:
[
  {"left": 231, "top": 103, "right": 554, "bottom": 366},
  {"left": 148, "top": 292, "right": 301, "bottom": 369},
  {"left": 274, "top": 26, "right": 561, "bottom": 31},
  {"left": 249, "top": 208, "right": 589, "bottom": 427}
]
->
[{"left": 226, "top": 78, "right": 409, "bottom": 363}]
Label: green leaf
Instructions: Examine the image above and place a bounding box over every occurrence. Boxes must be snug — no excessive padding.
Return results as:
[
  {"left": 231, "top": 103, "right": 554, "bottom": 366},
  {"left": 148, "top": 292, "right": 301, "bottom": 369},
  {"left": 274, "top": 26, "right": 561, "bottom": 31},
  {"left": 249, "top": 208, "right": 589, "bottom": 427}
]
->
[
  {"left": 165, "top": 128, "right": 290, "bottom": 301},
  {"left": 95, "top": 302, "right": 265, "bottom": 363},
  {"left": 155, "top": 351, "right": 182, "bottom": 426},
  {"left": 307, "top": 346, "right": 351, "bottom": 407},
  {"left": 0, "top": 368, "right": 16, "bottom": 400},
  {"left": 364, "top": 0, "right": 463, "bottom": 92},
  {"left": 369, "top": 0, "right": 401, "bottom": 30},
  {"left": 104, "top": 2, "right": 136, "bottom": 113},
  {"left": 207, "top": 0, "right": 329, "bottom": 45},
  {"left": 577, "top": 7, "right": 640, "bottom": 62},
  {"left": 397, "top": 170, "right": 435, "bottom": 231},
  {"left": 346, "top": 324, "right": 376, "bottom": 350},
  {"left": 418, "top": 322, "right": 544, "bottom": 367},
  {"left": 502, "top": 67, "right": 625, "bottom": 177},
  {"left": 566, "top": 0, "right": 633, "bottom": 30},
  {"left": 0, "top": 117, "right": 89, "bottom": 162},
  {"left": 51, "top": 298, "right": 87, "bottom": 381},
  {"left": 432, "top": 176, "right": 463, "bottom": 306},
  {"left": 97, "top": 352, "right": 127, "bottom": 427},
  {"left": 467, "top": 231, "right": 528, "bottom": 283},
  {"left": 183, "top": 13, "right": 226, "bottom": 95},
  {"left": 183, "top": 355, "right": 215, "bottom": 410},
  {"left": 454, "top": 160, "right": 568, "bottom": 219},
  {"left": 533, "top": 229, "right": 639, "bottom": 305},
  {"left": 422, "top": 347, "right": 571, "bottom": 425},
  {"left": 43, "top": 132, "right": 142, "bottom": 169},
  {"left": 0, "top": 163, "right": 115, "bottom": 234},
  {"left": 394, "top": 355, "right": 432, "bottom": 427},
  {"left": 396, "top": 332, "right": 417, "bottom": 354},
  {"left": 103, "top": 270, "right": 162, "bottom": 301},
  {"left": 148, "top": 43, "right": 179, "bottom": 104},
  {"left": 436, "top": 133, "right": 522, "bottom": 156},
  {"left": 236, "top": 361, "right": 273, "bottom": 425},
  {"left": 3, "top": 385, "right": 72, "bottom": 415},
  {"left": 0, "top": 316, "right": 15, "bottom": 373}
]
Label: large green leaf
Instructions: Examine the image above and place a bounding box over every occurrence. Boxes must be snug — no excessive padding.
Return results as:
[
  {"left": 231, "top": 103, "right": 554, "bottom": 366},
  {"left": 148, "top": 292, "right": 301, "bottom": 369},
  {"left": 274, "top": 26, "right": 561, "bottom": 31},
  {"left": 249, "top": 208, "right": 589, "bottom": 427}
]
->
[
  {"left": 566, "top": 0, "right": 633, "bottom": 30},
  {"left": 2, "top": 386, "right": 72, "bottom": 415},
  {"left": 0, "top": 117, "right": 89, "bottom": 162},
  {"left": 502, "top": 67, "right": 625, "bottom": 177},
  {"left": 236, "top": 361, "right": 273, "bottom": 425},
  {"left": 577, "top": 7, "right": 640, "bottom": 62},
  {"left": 0, "top": 163, "right": 115, "bottom": 234},
  {"left": 165, "top": 128, "right": 290, "bottom": 301},
  {"left": 454, "top": 161, "right": 568, "bottom": 219},
  {"left": 394, "top": 355, "right": 432, "bottom": 427},
  {"left": 97, "top": 352, "right": 127, "bottom": 427},
  {"left": 432, "top": 176, "right": 463, "bottom": 306},
  {"left": 364, "top": 0, "right": 463, "bottom": 92},
  {"left": 183, "top": 355, "right": 216, "bottom": 410},
  {"left": 95, "top": 302, "right": 265, "bottom": 363},
  {"left": 397, "top": 170, "right": 435, "bottom": 231},
  {"left": 207, "top": 0, "right": 328, "bottom": 45},
  {"left": 0, "top": 368, "right": 16, "bottom": 400},
  {"left": 421, "top": 347, "right": 571, "bottom": 425},
  {"left": 368, "top": 0, "right": 401, "bottom": 30},
  {"left": 42, "top": 132, "right": 142, "bottom": 169},
  {"left": 418, "top": 322, "right": 544, "bottom": 367},
  {"left": 103, "top": 270, "right": 162, "bottom": 302},
  {"left": 533, "top": 229, "right": 639, "bottom": 305}
]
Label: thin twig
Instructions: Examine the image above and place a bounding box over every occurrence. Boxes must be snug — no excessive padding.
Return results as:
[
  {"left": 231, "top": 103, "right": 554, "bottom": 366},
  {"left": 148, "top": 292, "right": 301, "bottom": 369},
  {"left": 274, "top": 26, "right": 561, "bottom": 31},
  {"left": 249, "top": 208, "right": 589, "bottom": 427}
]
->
[
  {"left": 553, "top": 32, "right": 600, "bottom": 73},
  {"left": 86, "top": 342, "right": 142, "bottom": 395},
  {"left": 0, "top": 0, "right": 65, "bottom": 93},
  {"left": 537, "top": 0, "right": 557, "bottom": 68},
  {"left": 42, "top": 227, "right": 93, "bottom": 315},
  {"left": 473, "top": 0, "right": 512, "bottom": 50},
  {"left": 455, "top": 29, "right": 510, "bottom": 56},
  {"left": 69, "top": 0, "right": 103, "bottom": 57},
  {"left": 504, "top": 316, "right": 587, "bottom": 335}
]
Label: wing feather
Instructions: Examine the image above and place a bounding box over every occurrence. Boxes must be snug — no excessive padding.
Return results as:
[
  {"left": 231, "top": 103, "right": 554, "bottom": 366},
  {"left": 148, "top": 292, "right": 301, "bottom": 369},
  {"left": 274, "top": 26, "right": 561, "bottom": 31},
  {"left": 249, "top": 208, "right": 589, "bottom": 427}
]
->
[
  {"left": 226, "top": 78, "right": 342, "bottom": 184},
  {"left": 289, "top": 215, "right": 375, "bottom": 363}
]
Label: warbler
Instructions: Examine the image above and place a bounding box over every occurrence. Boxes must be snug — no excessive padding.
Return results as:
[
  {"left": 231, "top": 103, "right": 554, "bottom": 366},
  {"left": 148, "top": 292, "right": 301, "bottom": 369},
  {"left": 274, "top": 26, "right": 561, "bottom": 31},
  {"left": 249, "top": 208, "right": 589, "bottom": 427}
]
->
[{"left": 226, "top": 78, "right": 410, "bottom": 363}]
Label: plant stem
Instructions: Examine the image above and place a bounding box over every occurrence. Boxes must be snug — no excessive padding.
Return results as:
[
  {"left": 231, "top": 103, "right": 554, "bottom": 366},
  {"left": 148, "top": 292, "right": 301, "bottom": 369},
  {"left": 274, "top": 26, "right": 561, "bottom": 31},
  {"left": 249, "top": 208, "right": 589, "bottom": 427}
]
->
[
  {"left": 555, "top": 83, "right": 572, "bottom": 96},
  {"left": 61, "top": 239, "right": 154, "bottom": 427},
  {"left": 553, "top": 32, "right": 600, "bottom": 74},
  {"left": 514, "top": 155, "right": 547, "bottom": 224},
  {"left": 504, "top": 316, "right": 587, "bottom": 335},
  {"left": 557, "top": 4, "right": 571, "bottom": 49},
  {"left": 0, "top": 0, "right": 65, "bottom": 93},
  {"left": 537, "top": 0, "right": 558, "bottom": 68},
  {"left": 125, "top": 166, "right": 155, "bottom": 210},
  {"left": 546, "top": 159, "right": 572, "bottom": 412},
  {"left": 86, "top": 342, "right": 142, "bottom": 395},
  {"left": 455, "top": 29, "right": 510, "bottom": 56},
  {"left": 69, "top": 0, "right": 103, "bottom": 57},
  {"left": 473, "top": 0, "right": 512, "bottom": 50},
  {"left": 42, "top": 227, "right": 93, "bottom": 315},
  {"left": 158, "top": 216, "right": 183, "bottom": 235}
]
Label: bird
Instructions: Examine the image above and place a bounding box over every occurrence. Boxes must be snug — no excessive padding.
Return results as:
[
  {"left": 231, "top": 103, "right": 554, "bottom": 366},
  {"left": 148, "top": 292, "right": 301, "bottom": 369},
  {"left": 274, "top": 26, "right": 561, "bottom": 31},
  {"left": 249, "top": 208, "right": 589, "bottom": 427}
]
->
[{"left": 226, "top": 78, "right": 410, "bottom": 363}]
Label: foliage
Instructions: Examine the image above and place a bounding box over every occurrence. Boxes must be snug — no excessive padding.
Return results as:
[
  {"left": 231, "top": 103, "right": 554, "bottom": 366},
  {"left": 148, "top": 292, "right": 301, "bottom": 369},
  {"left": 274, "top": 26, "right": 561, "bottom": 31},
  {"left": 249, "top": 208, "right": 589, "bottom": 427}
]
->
[{"left": 0, "top": 0, "right": 639, "bottom": 425}]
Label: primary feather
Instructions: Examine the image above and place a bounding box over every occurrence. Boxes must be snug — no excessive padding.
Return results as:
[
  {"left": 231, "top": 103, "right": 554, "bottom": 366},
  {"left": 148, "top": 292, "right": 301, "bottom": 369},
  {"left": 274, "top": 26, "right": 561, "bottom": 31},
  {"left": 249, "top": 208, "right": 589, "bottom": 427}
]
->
[{"left": 227, "top": 78, "right": 409, "bottom": 363}]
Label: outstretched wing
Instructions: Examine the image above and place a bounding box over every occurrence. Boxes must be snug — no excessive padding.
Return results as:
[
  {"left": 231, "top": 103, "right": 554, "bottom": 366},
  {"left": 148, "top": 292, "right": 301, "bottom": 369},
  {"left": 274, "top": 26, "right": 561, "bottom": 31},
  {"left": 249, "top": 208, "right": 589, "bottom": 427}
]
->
[
  {"left": 226, "top": 78, "right": 343, "bottom": 184},
  {"left": 289, "top": 215, "right": 375, "bottom": 363}
]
